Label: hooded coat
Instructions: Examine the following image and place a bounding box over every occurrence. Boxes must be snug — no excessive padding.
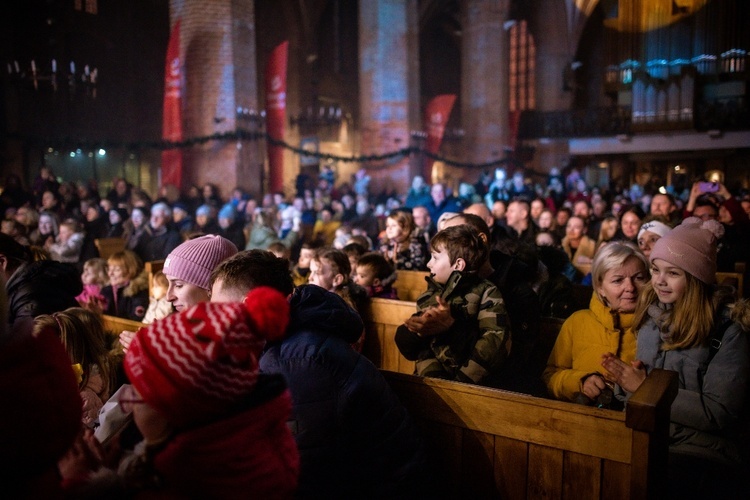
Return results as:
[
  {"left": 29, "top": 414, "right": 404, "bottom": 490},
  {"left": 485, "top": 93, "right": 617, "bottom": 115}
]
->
[
  {"left": 100, "top": 270, "right": 149, "bottom": 322},
  {"left": 259, "top": 285, "right": 431, "bottom": 498}
]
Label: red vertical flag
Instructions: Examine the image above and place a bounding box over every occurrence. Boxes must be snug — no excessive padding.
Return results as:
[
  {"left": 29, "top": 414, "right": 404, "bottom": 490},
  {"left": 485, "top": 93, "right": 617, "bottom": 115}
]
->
[
  {"left": 423, "top": 94, "right": 456, "bottom": 180},
  {"left": 265, "top": 41, "right": 288, "bottom": 194},
  {"left": 161, "top": 20, "right": 183, "bottom": 189}
]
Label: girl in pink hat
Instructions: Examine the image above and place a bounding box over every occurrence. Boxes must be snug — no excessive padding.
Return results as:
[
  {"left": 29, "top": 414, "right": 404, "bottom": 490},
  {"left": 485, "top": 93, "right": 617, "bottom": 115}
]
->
[{"left": 602, "top": 217, "right": 749, "bottom": 497}]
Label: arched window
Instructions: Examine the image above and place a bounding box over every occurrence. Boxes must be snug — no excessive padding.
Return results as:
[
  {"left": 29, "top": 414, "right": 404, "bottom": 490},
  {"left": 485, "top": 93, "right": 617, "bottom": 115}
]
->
[{"left": 509, "top": 20, "right": 535, "bottom": 112}]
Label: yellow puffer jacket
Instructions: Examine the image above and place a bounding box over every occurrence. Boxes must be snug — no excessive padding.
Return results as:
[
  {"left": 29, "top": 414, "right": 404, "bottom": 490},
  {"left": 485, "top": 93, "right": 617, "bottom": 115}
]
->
[{"left": 543, "top": 293, "right": 637, "bottom": 401}]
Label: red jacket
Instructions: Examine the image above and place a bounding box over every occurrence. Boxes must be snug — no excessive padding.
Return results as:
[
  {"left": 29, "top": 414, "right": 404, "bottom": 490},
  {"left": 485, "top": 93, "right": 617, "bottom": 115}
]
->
[{"left": 154, "top": 384, "right": 299, "bottom": 498}]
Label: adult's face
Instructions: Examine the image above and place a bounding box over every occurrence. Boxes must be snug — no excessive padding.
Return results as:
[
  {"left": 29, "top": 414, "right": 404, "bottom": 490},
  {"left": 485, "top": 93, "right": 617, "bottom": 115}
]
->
[
  {"left": 430, "top": 184, "right": 445, "bottom": 205},
  {"left": 166, "top": 275, "right": 209, "bottom": 312},
  {"left": 693, "top": 204, "right": 718, "bottom": 221},
  {"left": 650, "top": 194, "right": 673, "bottom": 217},
  {"left": 596, "top": 256, "right": 647, "bottom": 313},
  {"left": 412, "top": 208, "right": 430, "bottom": 229},
  {"left": 565, "top": 216, "right": 585, "bottom": 240},
  {"left": 151, "top": 209, "right": 168, "bottom": 229},
  {"left": 131, "top": 209, "right": 145, "bottom": 228},
  {"left": 538, "top": 211, "right": 553, "bottom": 230},
  {"left": 38, "top": 215, "right": 54, "bottom": 234},
  {"left": 505, "top": 202, "right": 526, "bottom": 227},
  {"left": 530, "top": 200, "right": 545, "bottom": 220},
  {"left": 620, "top": 212, "right": 641, "bottom": 239}
]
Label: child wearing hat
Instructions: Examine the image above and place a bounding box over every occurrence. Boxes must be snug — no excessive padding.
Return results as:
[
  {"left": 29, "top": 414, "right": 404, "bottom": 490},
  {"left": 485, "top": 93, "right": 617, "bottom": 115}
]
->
[
  {"left": 602, "top": 217, "right": 750, "bottom": 497},
  {"left": 66, "top": 287, "right": 300, "bottom": 496},
  {"left": 123, "top": 287, "right": 298, "bottom": 495}
]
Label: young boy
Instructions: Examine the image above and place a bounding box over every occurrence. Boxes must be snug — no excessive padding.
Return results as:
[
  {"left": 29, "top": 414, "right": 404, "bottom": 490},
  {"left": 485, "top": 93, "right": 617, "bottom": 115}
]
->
[
  {"left": 395, "top": 225, "right": 511, "bottom": 386},
  {"left": 292, "top": 242, "right": 318, "bottom": 287},
  {"left": 353, "top": 252, "right": 397, "bottom": 299},
  {"left": 309, "top": 247, "right": 368, "bottom": 351}
]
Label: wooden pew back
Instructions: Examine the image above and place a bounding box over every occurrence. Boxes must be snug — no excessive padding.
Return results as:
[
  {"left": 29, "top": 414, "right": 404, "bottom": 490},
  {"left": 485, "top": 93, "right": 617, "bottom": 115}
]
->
[
  {"left": 716, "top": 271, "right": 744, "bottom": 299},
  {"left": 384, "top": 369, "right": 676, "bottom": 499},
  {"left": 362, "top": 298, "right": 417, "bottom": 374},
  {"left": 94, "top": 237, "right": 126, "bottom": 260},
  {"left": 394, "top": 270, "right": 429, "bottom": 301}
]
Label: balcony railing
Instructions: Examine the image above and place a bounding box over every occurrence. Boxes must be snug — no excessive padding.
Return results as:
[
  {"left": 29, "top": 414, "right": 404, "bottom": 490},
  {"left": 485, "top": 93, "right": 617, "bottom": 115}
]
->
[{"left": 518, "top": 98, "right": 748, "bottom": 140}]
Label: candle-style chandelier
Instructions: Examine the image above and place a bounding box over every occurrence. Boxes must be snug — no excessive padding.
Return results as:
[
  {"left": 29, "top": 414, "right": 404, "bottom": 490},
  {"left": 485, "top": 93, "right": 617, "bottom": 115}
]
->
[{"left": 5, "top": 58, "right": 98, "bottom": 97}]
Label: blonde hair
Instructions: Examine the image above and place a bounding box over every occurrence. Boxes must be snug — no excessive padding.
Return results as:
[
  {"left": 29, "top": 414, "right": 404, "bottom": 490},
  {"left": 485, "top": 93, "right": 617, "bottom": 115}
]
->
[
  {"left": 634, "top": 274, "right": 714, "bottom": 350},
  {"left": 83, "top": 258, "right": 109, "bottom": 287},
  {"left": 152, "top": 270, "right": 169, "bottom": 289}
]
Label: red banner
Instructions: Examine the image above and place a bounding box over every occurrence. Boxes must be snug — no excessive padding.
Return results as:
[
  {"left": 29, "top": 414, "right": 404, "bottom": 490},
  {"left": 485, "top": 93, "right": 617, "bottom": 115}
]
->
[
  {"left": 423, "top": 94, "right": 456, "bottom": 180},
  {"left": 161, "top": 20, "right": 183, "bottom": 190},
  {"left": 265, "top": 41, "right": 288, "bottom": 193}
]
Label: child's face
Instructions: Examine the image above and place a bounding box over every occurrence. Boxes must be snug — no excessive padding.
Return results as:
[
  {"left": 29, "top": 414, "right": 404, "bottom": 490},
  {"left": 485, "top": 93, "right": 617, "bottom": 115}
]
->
[
  {"left": 81, "top": 266, "right": 99, "bottom": 285},
  {"left": 58, "top": 225, "right": 73, "bottom": 243},
  {"left": 152, "top": 284, "right": 167, "bottom": 300},
  {"left": 385, "top": 218, "right": 404, "bottom": 242},
  {"left": 309, "top": 258, "right": 340, "bottom": 291},
  {"left": 298, "top": 248, "right": 314, "bottom": 269},
  {"left": 348, "top": 256, "right": 359, "bottom": 277},
  {"left": 427, "top": 246, "right": 455, "bottom": 284},
  {"left": 354, "top": 265, "right": 376, "bottom": 288},
  {"left": 650, "top": 259, "right": 687, "bottom": 305},
  {"left": 1, "top": 221, "right": 13, "bottom": 235}
]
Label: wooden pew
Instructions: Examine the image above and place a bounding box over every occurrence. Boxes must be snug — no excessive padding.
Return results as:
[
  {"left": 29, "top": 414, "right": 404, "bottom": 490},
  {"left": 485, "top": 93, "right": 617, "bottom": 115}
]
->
[
  {"left": 384, "top": 369, "right": 677, "bottom": 499},
  {"left": 362, "top": 298, "right": 417, "bottom": 374},
  {"left": 394, "top": 270, "right": 429, "bottom": 301},
  {"left": 716, "top": 271, "right": 744, "bottom": 299},
  {"left": 362, "top": 297, "right": 565, "bottom": 389},
  {"left": 94, "top": 237, "right": 126, "bottom": 260}
]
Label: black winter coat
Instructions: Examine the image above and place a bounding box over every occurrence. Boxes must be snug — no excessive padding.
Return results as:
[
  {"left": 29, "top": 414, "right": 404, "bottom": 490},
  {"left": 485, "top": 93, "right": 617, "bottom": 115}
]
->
[{"left": 260, "top": 285, "right": 432, "bottom": 498}]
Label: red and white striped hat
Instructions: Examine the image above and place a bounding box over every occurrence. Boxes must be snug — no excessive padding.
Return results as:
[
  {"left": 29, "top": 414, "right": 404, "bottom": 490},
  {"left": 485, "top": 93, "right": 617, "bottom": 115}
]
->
[{"left": 124, "top": 286, "right": 289, "bottom": 427}]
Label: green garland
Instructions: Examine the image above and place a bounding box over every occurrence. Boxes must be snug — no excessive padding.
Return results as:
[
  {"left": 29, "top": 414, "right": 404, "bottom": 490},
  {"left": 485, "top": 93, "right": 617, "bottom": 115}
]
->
[{"left": 4, "top": 129, "right": 524, "bottom": 171}]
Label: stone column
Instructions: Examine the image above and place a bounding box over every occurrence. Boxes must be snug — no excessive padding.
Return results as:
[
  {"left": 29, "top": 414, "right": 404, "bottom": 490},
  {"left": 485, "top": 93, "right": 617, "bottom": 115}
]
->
[
  {"left": 460, "top": 0, "right": 511, "bottom": 170},
  {"left": 527, "top": 0, "right": 582, "bottom": 176},
  {"left": 170, "top": 0, "right": 262, "bottom": 199},
  {"left": 358, "top": 0, "right": 419, "bottom": 197}
]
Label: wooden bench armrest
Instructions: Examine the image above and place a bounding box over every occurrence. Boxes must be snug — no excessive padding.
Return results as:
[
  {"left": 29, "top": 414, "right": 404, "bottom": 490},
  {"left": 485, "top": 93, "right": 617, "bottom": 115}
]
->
[
  {"left": 626, "top": 368, "right": 678, "bottom": 432},
  {"left": 102, "top": 314, "right": 147, "bottom": 335}
]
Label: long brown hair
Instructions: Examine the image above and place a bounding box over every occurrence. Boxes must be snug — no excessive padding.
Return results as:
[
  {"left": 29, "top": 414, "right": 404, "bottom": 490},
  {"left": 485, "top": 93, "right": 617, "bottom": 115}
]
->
[{"left": 633, "top": 274, "right": 714, "bottom": 350}]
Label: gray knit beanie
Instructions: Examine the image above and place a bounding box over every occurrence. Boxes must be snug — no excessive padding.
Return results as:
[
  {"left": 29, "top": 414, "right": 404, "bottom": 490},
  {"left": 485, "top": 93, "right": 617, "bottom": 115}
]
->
[{"left": 163, "top": 235, "right": 238, "bottom": 290}]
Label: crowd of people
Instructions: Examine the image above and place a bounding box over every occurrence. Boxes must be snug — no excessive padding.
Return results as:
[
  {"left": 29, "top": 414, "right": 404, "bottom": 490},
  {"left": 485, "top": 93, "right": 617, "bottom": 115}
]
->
[{"left": 0, "top": 163, "right": 748, "bottom": 496}]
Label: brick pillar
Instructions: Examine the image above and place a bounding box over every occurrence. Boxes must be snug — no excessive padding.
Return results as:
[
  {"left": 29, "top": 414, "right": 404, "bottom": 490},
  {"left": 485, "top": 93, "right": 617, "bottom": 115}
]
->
[
  {"left": 359, "top": 0, "right": 419, "bottom": 197},
  {"left": 527, "top": 0, "right": 579, "bottom": 176},
  {"left": 460, "top": 0, "right": 511, "bottom": 168},
  {"left": 169, "top": 0, "right": 263, "bottom": 200}
]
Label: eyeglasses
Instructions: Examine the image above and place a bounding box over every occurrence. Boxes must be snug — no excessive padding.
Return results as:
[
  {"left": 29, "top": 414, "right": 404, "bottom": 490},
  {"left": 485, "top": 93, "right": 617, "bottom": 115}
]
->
[{"left": 117, "top": 384, "right": 144, "bottom": 414}]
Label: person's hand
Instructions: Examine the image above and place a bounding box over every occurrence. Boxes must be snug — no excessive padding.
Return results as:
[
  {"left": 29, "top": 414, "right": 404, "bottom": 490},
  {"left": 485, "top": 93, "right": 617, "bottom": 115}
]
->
[
  {"left": 581, "top": 373, "right": 607, "bottom": 400},
  {"left": 119, "top": 330, "right": 136, "bottom": 352},
  {"left": 601, "top": 352, "right": 647, "bottom": 393},
  {"left": 404, "top": 296, "right": 454, "bottom": 337},
  {"left": 689, "top": 181, "right": 702, "bottom": 201},
  {"left": 716, "top": 182, "right": 731, "bottom": 200}
]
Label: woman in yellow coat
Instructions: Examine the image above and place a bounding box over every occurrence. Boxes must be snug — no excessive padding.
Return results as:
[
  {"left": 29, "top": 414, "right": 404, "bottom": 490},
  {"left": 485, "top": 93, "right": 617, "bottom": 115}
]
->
[{"left": 543, "top": 242, "right": 648, "bottom": 403}]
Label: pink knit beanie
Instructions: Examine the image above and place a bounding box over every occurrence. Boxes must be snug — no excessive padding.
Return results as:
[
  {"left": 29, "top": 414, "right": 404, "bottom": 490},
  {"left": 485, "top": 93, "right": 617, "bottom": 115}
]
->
[
  {"left": 163, "top": 235, "right": 238, "bottom": 290},
  {"left": 124, "top": 287, "right": 290, "bottom": 428},
  {"left": 649, "top": 216, "right": 724, "bottom": 284}
]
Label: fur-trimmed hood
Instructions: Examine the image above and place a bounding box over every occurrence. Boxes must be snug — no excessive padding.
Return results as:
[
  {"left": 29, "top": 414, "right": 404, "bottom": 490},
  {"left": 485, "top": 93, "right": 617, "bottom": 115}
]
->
[
  {"left": 729, "top": 298, "right": 750, "bottom": 332},
  {"left": 123, "top": 269, "right": 149, "bottom": 297}
]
